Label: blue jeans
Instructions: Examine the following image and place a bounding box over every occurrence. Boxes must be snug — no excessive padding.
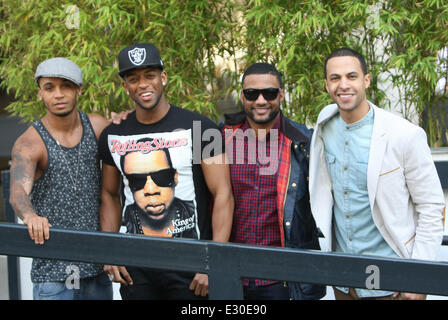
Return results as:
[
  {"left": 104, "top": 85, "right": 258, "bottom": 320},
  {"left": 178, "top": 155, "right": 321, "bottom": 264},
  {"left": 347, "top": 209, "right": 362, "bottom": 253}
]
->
[{"left": 33, "top": 272, "right": 113, "bottom": 300}]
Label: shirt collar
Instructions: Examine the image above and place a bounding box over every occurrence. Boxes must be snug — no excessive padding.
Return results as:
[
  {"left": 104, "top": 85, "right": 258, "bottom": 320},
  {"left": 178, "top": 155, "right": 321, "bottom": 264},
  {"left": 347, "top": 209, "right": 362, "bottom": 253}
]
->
[{"left": 340, "top": 105, "right": 374, "bottom": 129}]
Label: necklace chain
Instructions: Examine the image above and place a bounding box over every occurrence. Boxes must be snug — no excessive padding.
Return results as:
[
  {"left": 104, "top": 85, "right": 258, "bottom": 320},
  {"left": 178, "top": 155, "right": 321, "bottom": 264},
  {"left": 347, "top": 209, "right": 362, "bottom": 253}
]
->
[{"left": 45, "top": 116, "right": 82, "bottom": 193}]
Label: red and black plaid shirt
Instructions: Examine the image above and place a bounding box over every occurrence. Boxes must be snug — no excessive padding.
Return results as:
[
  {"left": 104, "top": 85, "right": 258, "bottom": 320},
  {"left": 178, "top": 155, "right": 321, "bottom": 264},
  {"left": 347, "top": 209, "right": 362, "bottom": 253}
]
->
[{"left": 224, "top": 116, "right": 291, "bottom": 286}]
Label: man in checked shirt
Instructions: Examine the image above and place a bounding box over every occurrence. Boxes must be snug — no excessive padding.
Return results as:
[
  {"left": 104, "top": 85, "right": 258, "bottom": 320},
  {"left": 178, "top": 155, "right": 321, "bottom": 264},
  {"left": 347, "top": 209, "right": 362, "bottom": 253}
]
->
[{"left": 221, "top": 63, "right": 325, "bottom": 300}]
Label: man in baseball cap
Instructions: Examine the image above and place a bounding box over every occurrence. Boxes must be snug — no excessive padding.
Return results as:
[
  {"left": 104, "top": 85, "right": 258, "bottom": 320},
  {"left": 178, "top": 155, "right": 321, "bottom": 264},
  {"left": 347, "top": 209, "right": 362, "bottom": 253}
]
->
[
  {"left": 9, "top": 57, "right": 114, "bottom": 299},
  {"left": 99, "top": 43, "right": 234, "bottom": 300},
  {"left": 118, "top": 43, "right": 164, "bottom": 78}
]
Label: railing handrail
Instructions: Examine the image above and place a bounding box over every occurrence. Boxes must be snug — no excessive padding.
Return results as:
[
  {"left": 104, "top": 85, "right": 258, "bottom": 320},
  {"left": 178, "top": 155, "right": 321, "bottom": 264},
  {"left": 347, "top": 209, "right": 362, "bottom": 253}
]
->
[{"left": 1, "top": 222, "right": 448, "bottom": 299}]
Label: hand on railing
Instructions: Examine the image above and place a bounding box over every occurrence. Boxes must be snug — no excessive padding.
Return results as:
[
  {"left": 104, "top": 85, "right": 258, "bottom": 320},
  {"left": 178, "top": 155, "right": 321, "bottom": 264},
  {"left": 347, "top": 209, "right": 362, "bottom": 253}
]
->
[
  {"left": 104, "top": 265, "right": 133, "bottom": 286},
  {"left": 189, "top": 273, "right": 209, "bottom": 297},
  {"left": 22, "top": 213, "right": 52, "bottom": 245}
]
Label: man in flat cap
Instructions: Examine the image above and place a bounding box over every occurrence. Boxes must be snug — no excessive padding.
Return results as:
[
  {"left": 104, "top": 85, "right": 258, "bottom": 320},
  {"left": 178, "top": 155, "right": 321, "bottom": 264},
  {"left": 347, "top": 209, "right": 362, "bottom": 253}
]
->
[
  {"left": 99, "top": 43, "right": 234, "bottom": 299},
  {"left": 9, "top": 57, "right": 114, "bottom": 300}
]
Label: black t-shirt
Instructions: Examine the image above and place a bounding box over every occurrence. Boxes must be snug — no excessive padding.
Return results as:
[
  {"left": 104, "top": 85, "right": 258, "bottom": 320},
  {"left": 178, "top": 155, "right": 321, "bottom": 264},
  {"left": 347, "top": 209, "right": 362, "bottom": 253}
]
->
[{"left": 99, "top": 105, "right": 222, "bottom": 240}]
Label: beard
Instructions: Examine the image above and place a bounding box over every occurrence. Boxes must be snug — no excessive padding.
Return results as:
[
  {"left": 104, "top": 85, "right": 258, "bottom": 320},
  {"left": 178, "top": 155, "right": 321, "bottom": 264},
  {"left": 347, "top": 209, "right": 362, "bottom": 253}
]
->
[
  {"left": 52, "top": 108, "right": 76, "bottom": 118},
  {"left": 245, "top": 106, "right": 280, "bottom": 125},
  {"left": 44, "top": 96, "right": 78, "bottom": 118}
]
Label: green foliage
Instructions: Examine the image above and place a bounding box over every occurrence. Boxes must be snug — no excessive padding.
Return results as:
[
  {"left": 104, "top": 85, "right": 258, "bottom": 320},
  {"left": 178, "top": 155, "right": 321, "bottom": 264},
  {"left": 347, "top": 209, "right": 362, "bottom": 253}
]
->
[
  {"left": 0, "top": 0, "right": 447, "bottom": 146},
  {"left": 0, "top": 0, "right": 237, "bottom": 121},
  {"left": 241, "top": 0, "right": 448, "bottom": 135}
]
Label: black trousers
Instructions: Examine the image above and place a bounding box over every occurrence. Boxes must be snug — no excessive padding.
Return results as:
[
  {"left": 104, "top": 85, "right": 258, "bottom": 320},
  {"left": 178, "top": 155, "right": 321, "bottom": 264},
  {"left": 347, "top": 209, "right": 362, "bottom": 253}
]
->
[
  {"left": 120, "top": 266, "right": 207, "bottom": 300},
  {"left": 243, "top": 280, "right": 290, "bottom": 300}
]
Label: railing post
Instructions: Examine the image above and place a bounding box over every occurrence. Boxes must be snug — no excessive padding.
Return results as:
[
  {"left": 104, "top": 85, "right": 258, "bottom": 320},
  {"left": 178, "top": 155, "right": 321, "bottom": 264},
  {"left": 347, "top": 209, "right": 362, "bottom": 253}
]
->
[
  {"left": 207, "top": 244, "right": 244, "bottom": 300},
  {"left": 1, "top": 170, "right": 21, "bottom": 300}
]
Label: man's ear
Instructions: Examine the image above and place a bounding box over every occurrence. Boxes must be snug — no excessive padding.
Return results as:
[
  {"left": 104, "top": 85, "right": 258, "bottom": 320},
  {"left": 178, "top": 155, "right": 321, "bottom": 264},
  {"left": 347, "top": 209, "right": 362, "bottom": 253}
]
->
[
  {"left": 122, "top": 81, "right": 129, "bottom": 95},
  {"left": 240, "top": 89, "right": 245, "bottom": 105},
  {"left": 324, "top": 79, "right": 330, "bottom": 94},
  {"left": 279, "top": 88, "right": 285, "bottom": 104},
  {"left": 364, "top": 73, "right": 371, "bottom": 89},
  {"left": 174, "top": 171, "right": 178, "bottom": 187},
  {"left": 161, "top": 71, "right": 168, "bottom": 87}
]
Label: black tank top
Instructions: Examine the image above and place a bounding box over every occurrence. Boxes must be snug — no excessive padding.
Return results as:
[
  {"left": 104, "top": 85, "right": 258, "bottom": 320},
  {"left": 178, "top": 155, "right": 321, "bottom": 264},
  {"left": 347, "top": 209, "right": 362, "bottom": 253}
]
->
[{"left": 30, "top": 111, "right": 103, "bottom": 282}]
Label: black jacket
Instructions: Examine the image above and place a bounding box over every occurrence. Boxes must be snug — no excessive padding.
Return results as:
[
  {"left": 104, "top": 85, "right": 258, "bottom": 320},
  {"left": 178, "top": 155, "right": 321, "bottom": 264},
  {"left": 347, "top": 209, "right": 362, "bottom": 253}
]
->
[{"left": 223, "top": 111, "right": 325, "bottom": 300}]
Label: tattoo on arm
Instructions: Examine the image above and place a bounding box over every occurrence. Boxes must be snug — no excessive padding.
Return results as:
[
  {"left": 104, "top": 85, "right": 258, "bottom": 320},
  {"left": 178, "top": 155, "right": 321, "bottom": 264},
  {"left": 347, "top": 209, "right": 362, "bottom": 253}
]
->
[{"left": 10, "top": 142, "right": 38, "bottom": 220}]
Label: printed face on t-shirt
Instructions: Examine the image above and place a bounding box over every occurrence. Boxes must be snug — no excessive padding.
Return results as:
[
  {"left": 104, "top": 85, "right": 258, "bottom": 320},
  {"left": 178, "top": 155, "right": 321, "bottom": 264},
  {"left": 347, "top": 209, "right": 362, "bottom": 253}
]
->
[
  {"left": 102, "top": 115, "right": 209, "bottom": 239},
  {"left": 123, "top": 150, "right": 178, "bottom": 221}
]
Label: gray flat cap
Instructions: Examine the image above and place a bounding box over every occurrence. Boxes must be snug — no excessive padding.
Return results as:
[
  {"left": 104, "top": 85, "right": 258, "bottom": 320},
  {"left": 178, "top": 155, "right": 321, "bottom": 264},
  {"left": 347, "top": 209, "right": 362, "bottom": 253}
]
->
[{"left": 35, "top": 57, "right": 83, "bottom": 86}]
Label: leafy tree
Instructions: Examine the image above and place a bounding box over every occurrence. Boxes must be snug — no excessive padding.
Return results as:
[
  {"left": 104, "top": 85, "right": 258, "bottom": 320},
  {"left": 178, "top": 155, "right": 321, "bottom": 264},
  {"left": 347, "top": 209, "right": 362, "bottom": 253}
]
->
[
  {"left": 0, "top": 0, "right": 237, "bottom": 121},
  {"left": 1, "top": 0, "right": 447, "bottom": 146}
]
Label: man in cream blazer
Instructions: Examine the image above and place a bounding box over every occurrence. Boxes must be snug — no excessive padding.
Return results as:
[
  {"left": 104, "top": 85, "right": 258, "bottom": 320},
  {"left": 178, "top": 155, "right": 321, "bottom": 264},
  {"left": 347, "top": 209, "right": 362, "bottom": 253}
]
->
[{"left": 309, "top": 48, "right": 445, "bottom": 300}]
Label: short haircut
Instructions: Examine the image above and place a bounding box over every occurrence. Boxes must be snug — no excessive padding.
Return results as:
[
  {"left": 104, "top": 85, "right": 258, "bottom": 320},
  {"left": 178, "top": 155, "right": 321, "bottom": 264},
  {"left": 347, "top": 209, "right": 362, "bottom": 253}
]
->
[
  {"left": 324, "top": 48, "right": 368, "bottom": 78},
  {"left": 242, "top": 63, "right": 283, "bottom": 88},
  {"left": 120, "top": 137, "right": 174, "bottom": 173}
]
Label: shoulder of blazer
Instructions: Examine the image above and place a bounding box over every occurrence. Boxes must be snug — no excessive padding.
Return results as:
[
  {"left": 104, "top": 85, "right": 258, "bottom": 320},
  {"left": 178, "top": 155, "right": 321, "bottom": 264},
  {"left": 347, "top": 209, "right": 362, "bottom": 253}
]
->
[{"left": 373, "top": 104, "right": 422, "bottom": 136}]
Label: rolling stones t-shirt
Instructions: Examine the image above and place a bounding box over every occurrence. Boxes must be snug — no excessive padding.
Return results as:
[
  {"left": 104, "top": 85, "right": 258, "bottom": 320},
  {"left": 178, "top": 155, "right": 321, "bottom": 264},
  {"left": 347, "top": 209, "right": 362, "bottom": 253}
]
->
[{"left": 98, "top": 105, "right": 222, "bottom": 240}]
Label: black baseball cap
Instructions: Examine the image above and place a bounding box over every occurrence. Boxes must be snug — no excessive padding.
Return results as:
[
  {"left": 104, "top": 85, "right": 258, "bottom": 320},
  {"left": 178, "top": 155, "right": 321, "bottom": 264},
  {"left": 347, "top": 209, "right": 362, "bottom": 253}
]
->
[{"left": 118, "top": 43, "right": 164, "bottom": 78}]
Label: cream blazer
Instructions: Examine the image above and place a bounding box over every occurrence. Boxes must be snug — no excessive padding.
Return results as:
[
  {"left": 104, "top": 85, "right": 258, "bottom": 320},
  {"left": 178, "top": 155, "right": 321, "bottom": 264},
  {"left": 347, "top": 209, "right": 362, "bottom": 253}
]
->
[{"left": 309, "top": 102, "right": 445, "bottom": 261}]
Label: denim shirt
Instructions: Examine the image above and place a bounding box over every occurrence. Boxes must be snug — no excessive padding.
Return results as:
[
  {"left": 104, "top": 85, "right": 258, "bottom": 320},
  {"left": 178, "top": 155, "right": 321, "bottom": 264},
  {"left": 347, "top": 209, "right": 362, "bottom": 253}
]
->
[{"left": 321, "top": 107, "right": 398, "bottom": 298}]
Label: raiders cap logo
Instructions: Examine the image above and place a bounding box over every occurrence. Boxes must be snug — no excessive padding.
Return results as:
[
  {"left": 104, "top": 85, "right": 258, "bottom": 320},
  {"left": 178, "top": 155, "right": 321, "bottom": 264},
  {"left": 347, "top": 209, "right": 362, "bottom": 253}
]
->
[{"left": 128, "top": 47, "right": 146, "bottom": 66}]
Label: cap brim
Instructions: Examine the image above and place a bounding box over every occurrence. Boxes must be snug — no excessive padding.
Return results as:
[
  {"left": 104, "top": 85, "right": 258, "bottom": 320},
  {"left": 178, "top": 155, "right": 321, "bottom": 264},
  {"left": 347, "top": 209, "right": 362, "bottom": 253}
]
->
[
  {"left": 119, "top": 65, "right": 164, "bottom": 78},
  {"left": 36, "top": 74, "right": 82, "bottom": 87}
]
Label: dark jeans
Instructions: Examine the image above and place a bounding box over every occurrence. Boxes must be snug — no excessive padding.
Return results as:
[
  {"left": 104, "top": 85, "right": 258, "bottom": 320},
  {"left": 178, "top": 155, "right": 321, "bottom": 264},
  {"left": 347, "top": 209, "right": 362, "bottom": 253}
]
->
[
  {"left": 243, "top": 280, "right": 290, "bottom": 300},
  {"left": 120, "top": 266, "right": 207, "bottom": 300}
]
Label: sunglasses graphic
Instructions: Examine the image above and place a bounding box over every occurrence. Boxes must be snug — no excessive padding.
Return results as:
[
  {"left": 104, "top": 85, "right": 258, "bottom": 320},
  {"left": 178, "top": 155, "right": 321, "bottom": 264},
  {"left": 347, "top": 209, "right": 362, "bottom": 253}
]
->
[
  {"left": 242, "top": 88, "right": 280, "bottom": 101},
  {"left": 126, "top": 168, "right": 176, "bottom": 191}
]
